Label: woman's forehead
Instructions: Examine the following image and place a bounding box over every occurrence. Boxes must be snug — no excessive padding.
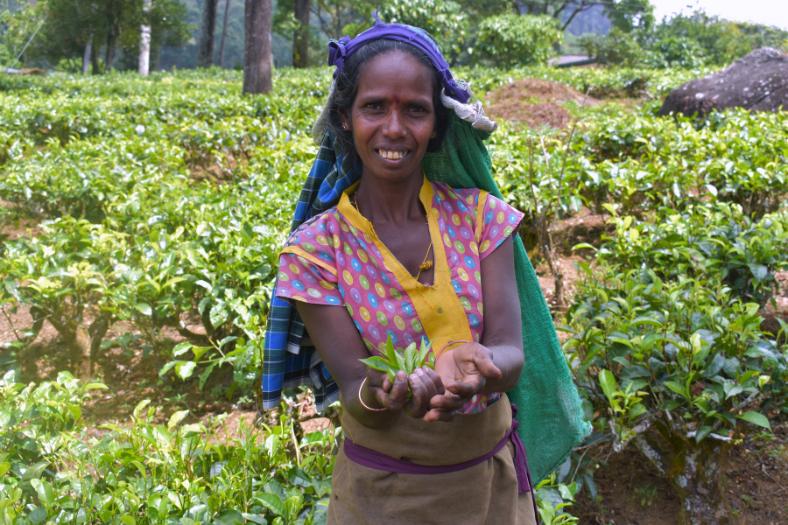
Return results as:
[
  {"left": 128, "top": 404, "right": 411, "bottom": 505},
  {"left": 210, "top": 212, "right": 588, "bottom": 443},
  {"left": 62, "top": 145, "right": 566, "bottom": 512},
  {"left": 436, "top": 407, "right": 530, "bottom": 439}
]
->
[{"left": 356, "top": 50, "right": 436, "bottom": 93}]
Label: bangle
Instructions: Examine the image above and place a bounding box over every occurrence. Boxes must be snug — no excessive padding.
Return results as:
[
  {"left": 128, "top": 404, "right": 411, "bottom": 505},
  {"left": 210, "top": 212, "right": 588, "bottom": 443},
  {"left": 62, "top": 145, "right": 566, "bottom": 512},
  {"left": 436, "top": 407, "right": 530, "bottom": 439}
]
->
[{"left": 358, "top": 376, "right": 387, "bottom": 412}]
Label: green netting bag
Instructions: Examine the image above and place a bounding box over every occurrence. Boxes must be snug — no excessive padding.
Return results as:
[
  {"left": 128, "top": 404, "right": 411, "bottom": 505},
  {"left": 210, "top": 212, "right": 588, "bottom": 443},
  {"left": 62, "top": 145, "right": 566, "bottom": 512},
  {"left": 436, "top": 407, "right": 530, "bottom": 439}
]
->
[{"left": 423, "top": 113, "right": 591, "bottom": 483}]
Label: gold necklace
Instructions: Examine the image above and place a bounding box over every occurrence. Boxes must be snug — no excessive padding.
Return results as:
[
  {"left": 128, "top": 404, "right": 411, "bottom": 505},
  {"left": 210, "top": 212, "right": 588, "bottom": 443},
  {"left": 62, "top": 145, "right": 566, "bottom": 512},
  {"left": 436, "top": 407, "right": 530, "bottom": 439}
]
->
[{"left": 351, "top": 192, "right": 433, "bottom": 279}]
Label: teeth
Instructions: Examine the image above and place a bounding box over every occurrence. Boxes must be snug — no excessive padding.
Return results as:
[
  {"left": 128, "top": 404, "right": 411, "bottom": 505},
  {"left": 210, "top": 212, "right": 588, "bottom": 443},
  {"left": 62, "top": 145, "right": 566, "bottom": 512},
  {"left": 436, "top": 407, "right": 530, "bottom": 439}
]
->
[{"left": 378, "top": 149, "right": 407, "bottom": 160}]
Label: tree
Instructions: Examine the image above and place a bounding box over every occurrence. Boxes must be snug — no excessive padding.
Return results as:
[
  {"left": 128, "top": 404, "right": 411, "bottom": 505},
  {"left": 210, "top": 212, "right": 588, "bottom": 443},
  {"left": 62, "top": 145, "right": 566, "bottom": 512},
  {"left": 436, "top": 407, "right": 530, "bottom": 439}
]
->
[
  {"left": 101, "top": 0, "right": 124, "bottom": 70},
  {"left": 139, "top": 0, "right": 152, "bottom": 75},
  {"left": 39, "top": 0, "right": 190, "bottom": 72},
  {"left": 378, "top": 0, "right": 469, "bottom": 64},
  {"left": 243, "top": 0, "right": 272, "bottom": 94},
  {"left": 218, "top": 0, "right": 231, "bottom": 66},
  {"left": 293, "top": 0, "right": 309, "bottom": 67},
  {"left": 198, "top": 0, "right": 218, "bottom": 66},
  {"left": 476, "top": 14, "right": 562, "bottom": 67},
  {"left": 518, "top": 0, "right": 653, "bottom": 32}
]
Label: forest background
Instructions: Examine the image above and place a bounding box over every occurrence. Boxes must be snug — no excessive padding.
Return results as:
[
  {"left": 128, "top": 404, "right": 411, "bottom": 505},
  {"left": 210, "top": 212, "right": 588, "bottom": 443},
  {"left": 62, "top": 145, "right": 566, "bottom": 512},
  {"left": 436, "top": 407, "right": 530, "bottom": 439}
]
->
[{"left": 1, "top": 1, "right": 786, "bottom": 524}]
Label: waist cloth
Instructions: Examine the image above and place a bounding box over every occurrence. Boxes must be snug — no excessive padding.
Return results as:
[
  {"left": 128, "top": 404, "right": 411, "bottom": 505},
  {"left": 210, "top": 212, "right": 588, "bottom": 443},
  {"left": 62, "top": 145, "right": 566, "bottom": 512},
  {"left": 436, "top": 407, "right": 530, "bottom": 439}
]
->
[{"left": 329, "top": 394, "right": 539, "bottom": 525}]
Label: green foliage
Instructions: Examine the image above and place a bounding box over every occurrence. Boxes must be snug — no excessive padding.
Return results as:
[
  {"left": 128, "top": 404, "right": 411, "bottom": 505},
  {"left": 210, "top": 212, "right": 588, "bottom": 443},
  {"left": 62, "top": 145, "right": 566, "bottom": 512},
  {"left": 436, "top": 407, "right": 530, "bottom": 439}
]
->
[
  {"left": 569, "top": 266, "right": 785, "bottom": 430},
  {"left": 476, "top": 15, "right": 562, "bottom": 68},
  {"left": 0, "top": 65, "right": 784, "bottom": 521},
  {"left": 0, "top": 372, "right": 334, "bottom": 523},
  {"left": 517, "top": 0, "right": 653, "bottom": 33},
  {"left": 0, "top": 1, "right": 46, "bottom": 66},
  {"left": 564, "top": 265, "right": 786, "bottom": 515},
  {"left": 584, "top": 9, "right": 788, "bottom": 68},
  {"left": 378, "top": 0, "right": 469, "bottom": 64},
  {"left": 580, "top": 29, "right": 645, "bottom": 68},
  {"left": 534, "top": 473, "right": 580, "bottom": 524},
  {"left": 10, "top": 0, "right": 190, "bottom": 71},
  {"left": 597, "top": 203, "right": 788, "bottom": 305},
  {"left": 360, "top": 336, "right": 434, "bottom": 381}
]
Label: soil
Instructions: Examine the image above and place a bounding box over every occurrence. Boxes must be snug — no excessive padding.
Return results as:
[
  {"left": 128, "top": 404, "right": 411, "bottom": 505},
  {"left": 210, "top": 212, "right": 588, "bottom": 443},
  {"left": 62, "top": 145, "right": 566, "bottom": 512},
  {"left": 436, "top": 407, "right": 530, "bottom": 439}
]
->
[
  {"left": 485, "top": 78, "right": 599, "bottom": 129},
  {"left": 548, "top": 208, "right": 610, "bottom": 255},
  {"left": 574, "top": 423, "right": 788, "bottom": 525},
  {"left": 761, "top": 271, "right": 788, "bottom": 338},
  {"left": 527, "top": 207, "right": 608, "bottom": 312},
  {"left": 0, "top": 198, "right": 42, "bottom": 241},
  {"left": 536, "top": 254, "right": 586, "bottom": 311},
  {"left": 0, "top": 307, "right": 244, "bottom": 424}
]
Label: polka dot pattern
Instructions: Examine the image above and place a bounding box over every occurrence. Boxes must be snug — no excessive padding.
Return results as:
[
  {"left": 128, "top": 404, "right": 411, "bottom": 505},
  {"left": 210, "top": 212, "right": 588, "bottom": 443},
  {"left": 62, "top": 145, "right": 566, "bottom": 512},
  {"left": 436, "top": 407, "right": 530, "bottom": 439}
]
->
[{"left": 274, "top": 182, "right": 524, "bottom": 411}]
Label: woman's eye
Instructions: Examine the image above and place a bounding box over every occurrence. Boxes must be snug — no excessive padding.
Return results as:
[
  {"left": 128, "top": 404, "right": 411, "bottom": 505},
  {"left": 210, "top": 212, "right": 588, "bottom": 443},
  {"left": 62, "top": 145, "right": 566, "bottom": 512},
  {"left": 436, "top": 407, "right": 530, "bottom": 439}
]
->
[
  {"left": 410, "top": 104, "right": 430, "bottom": 116},
  {"left": 364, "top": 102, "right": 383, "bottom": 111}
]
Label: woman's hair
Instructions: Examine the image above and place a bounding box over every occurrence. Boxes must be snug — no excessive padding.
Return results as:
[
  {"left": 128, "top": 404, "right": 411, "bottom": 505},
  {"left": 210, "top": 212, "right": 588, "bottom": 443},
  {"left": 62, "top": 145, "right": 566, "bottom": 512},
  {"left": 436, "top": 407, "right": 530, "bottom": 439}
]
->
[{"left": 314, "top": 39, "right": 450, "bottom": 161}]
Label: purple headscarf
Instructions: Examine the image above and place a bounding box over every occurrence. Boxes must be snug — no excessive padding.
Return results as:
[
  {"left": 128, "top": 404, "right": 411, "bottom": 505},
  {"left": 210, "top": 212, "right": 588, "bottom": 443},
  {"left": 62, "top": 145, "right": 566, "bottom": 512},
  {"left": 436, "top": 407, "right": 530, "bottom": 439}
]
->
[{"left": 327, "top": 16, "right": 471, "bottom": 104}]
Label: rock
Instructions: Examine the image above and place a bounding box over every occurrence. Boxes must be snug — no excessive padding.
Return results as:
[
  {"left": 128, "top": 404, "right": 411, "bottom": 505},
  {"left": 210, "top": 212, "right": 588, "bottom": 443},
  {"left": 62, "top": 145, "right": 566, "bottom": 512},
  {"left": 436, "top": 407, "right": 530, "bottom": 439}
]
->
[{"left": 658, "top": 48, "right": 788, "bottom": 117}]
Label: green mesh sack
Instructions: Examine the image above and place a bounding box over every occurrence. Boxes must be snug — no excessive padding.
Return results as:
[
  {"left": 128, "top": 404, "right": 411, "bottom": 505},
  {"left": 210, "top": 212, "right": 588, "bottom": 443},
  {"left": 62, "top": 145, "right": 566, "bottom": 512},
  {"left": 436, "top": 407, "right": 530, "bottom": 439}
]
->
[{"left": 423, "top": 114, "right": 590, "bottom": 483}]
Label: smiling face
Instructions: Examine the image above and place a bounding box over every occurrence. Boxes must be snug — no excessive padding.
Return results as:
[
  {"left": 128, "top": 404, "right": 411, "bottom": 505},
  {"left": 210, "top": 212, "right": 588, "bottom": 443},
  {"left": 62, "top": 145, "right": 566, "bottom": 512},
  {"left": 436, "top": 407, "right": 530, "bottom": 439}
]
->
[{"left": 346, "top": 50, "right": 437, "bottom": 184}]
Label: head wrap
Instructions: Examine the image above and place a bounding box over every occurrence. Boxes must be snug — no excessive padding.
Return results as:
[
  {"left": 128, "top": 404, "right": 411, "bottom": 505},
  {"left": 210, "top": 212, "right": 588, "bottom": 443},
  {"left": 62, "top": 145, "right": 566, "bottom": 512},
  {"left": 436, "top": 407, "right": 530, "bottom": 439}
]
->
[
  {"left": 328, "top": 15, "right": 471, "bottom": 104},
  {"left": 262, "top": 19, "right": 589, "bottom": 484}
]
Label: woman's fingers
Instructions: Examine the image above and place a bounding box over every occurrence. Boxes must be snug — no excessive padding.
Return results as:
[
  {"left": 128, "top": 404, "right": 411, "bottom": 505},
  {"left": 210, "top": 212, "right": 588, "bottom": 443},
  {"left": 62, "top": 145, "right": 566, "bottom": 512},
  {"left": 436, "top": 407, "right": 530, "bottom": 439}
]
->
[
  {"left": 473, "top": 350, "right": 503, "bottom": 380},
  {"left": 407, "top": 368, "right": 444, "bottom": 418},
  {"left": 445, "top": 379, "right": 480, "bottom": 398},
  {"left": 386, "top": 371, "right": 409, "bottom": 409},
  {"left": 423, "top": 391, "right": 464, "bottom": 422}
]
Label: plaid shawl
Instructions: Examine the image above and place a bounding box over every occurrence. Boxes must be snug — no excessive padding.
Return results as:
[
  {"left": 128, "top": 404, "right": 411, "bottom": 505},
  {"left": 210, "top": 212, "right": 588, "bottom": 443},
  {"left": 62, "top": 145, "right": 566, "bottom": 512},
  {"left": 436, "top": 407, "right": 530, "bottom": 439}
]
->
[{"left": 262, "top": 133, "right": 357, "bottom": 411}]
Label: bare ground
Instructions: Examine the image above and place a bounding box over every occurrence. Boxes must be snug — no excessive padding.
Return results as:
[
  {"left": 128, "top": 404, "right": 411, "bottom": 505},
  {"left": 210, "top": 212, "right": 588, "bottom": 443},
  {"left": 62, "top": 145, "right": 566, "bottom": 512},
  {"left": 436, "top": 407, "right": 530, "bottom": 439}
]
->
[
  {"left": 574, "top": 423, "right": 788, "bottom": 525},
  {"left": 485, "top": 78, "right": 599, "bottom": 129}
]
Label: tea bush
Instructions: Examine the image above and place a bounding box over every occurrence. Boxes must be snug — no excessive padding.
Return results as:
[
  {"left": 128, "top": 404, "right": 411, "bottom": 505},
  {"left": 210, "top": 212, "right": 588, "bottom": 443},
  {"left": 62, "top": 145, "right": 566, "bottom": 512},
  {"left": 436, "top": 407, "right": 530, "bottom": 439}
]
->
[
  {"left": 564, "top": 267, "right": 786, "bottom": 521},
  {"left": 0, "top": 371, "right": 335, "bottom": 524},
  {"left": 594, "top": 203, "right": 788, "bottom": 304}
]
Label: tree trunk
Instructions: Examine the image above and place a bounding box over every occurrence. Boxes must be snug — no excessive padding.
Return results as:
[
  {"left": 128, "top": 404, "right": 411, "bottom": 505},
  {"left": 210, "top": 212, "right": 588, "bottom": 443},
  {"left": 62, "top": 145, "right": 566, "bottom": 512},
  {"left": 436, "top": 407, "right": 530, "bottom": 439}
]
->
[
  {"left": 198, "top": 0, "right": 219, "bottom": 67},
  {"left": 243, "top": 0, "right": 273, "bottom": 94},
  {"left": 90, "top": 38, "right": 100, "bottom": 75},
  {"left": 669, "top": 441, "right": 729, "bottom": 525},
  {"left": 82, "top": 34, "right": 93, "bottom": 75},
  {"left": 218, "top": 0, "right": 231, "bottom": 67},
  {"left": 104, "top": 21, "right": 119, "bottom": 71},
  {"left": 138, "top": 0, "right": 152, "bottom": 76},
  {"left": 293, "top": 0, "right": 310, "bottom": 68}
]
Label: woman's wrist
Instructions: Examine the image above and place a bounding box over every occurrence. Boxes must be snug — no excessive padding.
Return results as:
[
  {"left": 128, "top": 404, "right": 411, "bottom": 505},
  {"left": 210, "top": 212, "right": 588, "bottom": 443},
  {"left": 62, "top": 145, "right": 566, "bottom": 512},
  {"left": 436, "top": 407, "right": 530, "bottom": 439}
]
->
[
  {"left": 358, "top": 376, "right": 387, "bottom": 412},
  {"left": 480, "top": 344, "right": 523, "bottom": 394}
]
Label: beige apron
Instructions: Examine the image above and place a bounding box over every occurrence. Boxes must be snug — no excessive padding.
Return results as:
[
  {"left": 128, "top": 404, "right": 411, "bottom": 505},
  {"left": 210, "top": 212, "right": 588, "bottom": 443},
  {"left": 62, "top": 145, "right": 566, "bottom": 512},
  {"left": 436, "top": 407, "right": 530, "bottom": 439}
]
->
[{"left": 328, "top": 395, "right": 537, "bottom": 525}]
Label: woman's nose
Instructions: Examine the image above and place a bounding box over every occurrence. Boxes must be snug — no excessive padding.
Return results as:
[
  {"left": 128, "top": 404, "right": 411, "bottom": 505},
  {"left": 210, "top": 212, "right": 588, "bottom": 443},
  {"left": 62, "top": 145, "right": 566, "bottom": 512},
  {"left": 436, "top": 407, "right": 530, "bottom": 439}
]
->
[{"left": 383, "top": 109, "right": 406, "bottom": 138}]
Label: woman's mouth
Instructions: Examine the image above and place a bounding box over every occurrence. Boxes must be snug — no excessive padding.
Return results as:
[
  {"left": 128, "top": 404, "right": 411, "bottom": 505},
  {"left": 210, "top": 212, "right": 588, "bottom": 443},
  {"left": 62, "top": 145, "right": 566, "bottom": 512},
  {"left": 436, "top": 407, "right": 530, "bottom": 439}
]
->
[{"left": 376, "top": 148, "right": 409, "bottom": 161}]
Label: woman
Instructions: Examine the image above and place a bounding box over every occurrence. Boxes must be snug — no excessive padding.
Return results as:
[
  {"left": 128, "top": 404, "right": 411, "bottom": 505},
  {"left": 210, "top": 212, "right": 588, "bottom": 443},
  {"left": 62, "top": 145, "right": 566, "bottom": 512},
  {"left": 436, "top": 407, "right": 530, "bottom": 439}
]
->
[{"left": 266, "top": 18, "right": 588, "bottom": 525}]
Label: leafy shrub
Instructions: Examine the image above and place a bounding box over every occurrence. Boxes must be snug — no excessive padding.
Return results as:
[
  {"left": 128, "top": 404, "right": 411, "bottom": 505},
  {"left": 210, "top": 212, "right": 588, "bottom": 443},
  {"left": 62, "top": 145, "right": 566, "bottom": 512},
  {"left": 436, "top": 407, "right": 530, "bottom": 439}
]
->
[
  {"left": 0, "top": 373, "right": 335, "bottom": 523},
  {"left": 377, "top": 0, "right": 469, "bottom": 65},
  {"left": 646, "top": 35, "right": 707, "bottom": 69},
  {"left": 564, "top": 268, "right": 786, "bottom": 522},
  {"left": 476, "top": 15, "right": 562, "bottom": 68},
  {"left": 580, "top": 29, "right": 646, "bottom": 67},
  {"left": 595, "top": 203, "right": 788, "bottom": 304}
]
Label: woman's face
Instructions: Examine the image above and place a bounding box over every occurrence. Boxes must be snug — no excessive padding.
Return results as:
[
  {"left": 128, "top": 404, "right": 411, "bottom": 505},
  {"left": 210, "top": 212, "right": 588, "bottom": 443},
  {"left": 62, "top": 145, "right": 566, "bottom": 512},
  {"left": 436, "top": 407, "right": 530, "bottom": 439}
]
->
[{"left": 347, "top": 50, "right": 437, "bottom": 184}]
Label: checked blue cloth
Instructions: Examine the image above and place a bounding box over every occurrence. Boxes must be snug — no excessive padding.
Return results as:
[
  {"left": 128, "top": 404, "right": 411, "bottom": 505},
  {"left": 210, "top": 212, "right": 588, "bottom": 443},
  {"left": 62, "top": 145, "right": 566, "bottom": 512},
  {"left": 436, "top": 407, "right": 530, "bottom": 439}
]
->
[{"left": 262, "top": 132, "right": 358, "bottom": 410}]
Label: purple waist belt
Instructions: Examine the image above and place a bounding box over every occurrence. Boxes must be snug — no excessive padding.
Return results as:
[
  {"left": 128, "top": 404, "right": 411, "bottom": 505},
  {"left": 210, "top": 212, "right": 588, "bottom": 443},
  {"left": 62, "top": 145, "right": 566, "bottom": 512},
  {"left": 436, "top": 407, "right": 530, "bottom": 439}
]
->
[{"left": 343, "top": 405, "right": 535, "bottom": 496}]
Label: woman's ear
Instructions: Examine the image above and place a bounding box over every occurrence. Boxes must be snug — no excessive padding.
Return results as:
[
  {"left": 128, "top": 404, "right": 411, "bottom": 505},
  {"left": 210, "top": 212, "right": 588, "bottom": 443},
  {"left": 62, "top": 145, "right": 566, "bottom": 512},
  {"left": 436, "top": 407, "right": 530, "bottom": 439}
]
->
[{"left": 339, "top": 110, "right": 350, "bottom": 131}]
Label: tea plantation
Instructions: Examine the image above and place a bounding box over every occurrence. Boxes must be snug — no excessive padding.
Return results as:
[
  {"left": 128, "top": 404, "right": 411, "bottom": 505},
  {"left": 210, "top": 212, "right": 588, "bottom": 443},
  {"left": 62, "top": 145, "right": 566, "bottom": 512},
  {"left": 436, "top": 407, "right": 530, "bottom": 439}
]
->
[{"left": 0, "top": 67, "right": 785, "bottom": 524}]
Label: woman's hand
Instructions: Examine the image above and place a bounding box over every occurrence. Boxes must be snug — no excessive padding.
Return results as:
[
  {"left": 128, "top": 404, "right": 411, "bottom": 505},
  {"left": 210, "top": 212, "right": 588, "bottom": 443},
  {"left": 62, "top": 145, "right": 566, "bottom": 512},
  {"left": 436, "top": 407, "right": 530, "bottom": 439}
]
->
[
  {"left": 364, "top": 366, "right": 445, "bottom": 419},
  {"left": 434, "top": 342, "right": 503, "bottom": 400}
]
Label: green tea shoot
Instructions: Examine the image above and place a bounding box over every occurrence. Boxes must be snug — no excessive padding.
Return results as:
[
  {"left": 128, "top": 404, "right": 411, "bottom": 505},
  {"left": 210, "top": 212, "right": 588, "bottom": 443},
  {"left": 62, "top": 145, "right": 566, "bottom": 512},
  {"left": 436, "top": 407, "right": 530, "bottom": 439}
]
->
[{"left": 359, "top": 336, "right": 435, "bottom": 381}]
